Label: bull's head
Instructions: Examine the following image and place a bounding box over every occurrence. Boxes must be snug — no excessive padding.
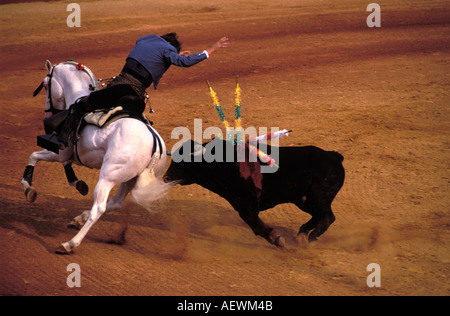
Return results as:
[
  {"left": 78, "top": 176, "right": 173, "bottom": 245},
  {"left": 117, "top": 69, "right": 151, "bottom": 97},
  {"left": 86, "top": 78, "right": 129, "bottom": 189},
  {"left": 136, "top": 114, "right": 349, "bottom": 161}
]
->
[
  {"left": 164, "top": 139, "right": 208, "bottom": 185},
  {"left": 164, "top": 138, "right": 238, "bottom": 184},
  {"left": 163, "top": 138, "right": 267, "bottom": 192}
]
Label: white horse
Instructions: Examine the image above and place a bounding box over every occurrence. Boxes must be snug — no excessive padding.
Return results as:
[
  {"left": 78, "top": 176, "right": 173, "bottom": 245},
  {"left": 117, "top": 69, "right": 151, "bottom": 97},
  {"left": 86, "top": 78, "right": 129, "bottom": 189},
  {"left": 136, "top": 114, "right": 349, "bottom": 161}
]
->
[
  {"left": 22, "top": 60, "right": 171, "bottom": 254},
  {"left": 22, "top": 60, "right": 96, "bottom": 202}
]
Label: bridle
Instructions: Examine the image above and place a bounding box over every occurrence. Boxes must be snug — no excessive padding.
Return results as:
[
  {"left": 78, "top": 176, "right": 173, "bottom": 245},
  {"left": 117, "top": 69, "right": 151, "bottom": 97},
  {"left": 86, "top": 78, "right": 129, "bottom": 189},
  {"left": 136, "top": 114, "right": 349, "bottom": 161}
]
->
[
  {"left": 33, "top": 61, "right": 98, "bottom": 115},
  {"left": 33, "top": 65, "right": 62, "bottom": 115}
]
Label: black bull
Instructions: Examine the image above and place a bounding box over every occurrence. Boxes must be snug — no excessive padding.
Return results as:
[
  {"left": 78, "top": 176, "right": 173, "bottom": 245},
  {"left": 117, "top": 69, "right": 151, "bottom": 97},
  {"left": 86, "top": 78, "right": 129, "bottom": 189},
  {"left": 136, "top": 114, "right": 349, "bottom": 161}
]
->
[{"left": 163, "top": 138, "right": 345, "bottom": 247}]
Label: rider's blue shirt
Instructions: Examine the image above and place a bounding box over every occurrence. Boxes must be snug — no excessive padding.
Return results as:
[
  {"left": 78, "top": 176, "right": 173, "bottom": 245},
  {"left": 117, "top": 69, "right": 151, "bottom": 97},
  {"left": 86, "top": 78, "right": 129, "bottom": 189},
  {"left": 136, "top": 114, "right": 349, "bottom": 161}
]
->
[{"left": 127, "top": 34, "right": 209, "bottom": 89}]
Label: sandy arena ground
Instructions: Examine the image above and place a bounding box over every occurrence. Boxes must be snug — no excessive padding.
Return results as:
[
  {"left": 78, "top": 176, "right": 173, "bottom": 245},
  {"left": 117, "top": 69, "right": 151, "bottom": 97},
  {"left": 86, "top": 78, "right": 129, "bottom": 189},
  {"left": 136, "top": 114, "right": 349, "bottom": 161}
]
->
[{"left": 0, "top": 0, "right": 449, "bottom": 296}]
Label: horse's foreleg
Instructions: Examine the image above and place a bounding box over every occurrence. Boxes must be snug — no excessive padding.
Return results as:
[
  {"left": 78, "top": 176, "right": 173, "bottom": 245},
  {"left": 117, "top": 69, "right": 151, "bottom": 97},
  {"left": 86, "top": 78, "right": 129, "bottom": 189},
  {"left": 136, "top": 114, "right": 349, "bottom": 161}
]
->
[
  {"left": 64, "top": 162, "right": 89, "bottom": 196},
  {"left": 56, "top": 178, "right": 115, "bottom": 254},
  {"left": 22, "top": 165, "right": 37, "bottom": 202},
  {"left": 22, "top": 150, "right": 89, "bottom": 202},
  {"left": 22, "top": 150, "right": 60, "bottom": 202}
]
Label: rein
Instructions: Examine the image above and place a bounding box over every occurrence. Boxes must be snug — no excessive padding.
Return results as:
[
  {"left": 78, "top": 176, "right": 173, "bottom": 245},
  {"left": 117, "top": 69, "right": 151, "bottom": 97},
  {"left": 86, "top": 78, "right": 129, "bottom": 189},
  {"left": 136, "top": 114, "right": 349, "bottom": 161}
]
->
[{"left": 33, "top": 65, "right": 61, "bottom": 115}]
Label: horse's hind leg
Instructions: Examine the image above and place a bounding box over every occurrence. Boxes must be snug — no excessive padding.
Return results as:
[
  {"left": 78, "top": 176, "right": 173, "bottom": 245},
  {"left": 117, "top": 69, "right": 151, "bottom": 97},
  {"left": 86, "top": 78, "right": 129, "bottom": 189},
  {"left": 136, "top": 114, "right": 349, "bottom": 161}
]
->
[
  {"left": 56, "top": 178, "right": 115, "bottom": 254},
  {"left": 106, "top": 178, "right": 137, "bottom": 244},
  {"left": 67, "top": 210, "right": 90, "bottom": 230},
  {"left": 67, "top": 178, "right": 136, "bottom": 230},
  {"left": 67, "top": 179, "right": 137, "bottom": 247},
  {"left": 106, "top": 177, "right": 137, "bottom": 210},
  {"left": 109, "top": 206, "right": 131, "bottom": 245}
]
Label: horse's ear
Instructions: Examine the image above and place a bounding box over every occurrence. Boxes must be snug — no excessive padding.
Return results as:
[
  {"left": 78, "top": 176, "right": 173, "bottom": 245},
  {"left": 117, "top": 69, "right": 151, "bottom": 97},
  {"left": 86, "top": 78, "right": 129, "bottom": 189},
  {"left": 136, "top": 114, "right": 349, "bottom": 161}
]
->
[{"left": 45, "top": 60, "right": 52, "bottom": 72}]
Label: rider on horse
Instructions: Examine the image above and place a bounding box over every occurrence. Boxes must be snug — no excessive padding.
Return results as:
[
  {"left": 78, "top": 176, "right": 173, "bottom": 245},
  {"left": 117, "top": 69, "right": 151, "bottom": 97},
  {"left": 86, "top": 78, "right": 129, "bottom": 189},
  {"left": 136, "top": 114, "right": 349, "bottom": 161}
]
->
[{"left": 57, "top": 33, "right": 229, "bottom": 149}]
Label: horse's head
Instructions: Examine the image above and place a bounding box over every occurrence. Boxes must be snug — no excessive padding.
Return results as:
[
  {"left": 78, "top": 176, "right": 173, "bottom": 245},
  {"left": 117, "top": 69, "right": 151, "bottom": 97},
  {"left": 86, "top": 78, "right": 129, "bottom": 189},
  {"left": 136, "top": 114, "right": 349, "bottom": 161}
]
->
[
  {"left": 33, "top": 60, "right": 98, "bottom": 118},
  {"left": 33, "top": 60, "right": 66, "bottom": 118}
]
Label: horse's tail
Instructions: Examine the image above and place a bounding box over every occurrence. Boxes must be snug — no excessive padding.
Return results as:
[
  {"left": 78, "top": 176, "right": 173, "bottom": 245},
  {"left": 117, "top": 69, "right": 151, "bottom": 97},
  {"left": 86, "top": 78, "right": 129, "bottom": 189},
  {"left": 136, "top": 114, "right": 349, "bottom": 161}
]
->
[{"left": 130, "top": 168, "right": 173, "bottom": 212}]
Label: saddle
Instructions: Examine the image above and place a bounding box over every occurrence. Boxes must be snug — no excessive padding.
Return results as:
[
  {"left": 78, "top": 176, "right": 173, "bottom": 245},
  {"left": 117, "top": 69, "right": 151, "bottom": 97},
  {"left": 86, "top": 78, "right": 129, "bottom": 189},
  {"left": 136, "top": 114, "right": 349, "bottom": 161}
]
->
[
  {"left": 82, "top": 95, "right": 150, "bottom": 128},
  {"left": 37, "top": 93, "right": 151, "bottom": 153}
]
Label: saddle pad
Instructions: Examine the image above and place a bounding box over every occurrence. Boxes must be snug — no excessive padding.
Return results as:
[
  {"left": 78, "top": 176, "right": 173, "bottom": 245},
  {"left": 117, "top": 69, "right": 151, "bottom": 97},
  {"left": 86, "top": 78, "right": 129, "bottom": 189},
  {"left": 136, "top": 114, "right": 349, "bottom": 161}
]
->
[{"left": 84, "top": 106, "right": 124, "bottom": 127}]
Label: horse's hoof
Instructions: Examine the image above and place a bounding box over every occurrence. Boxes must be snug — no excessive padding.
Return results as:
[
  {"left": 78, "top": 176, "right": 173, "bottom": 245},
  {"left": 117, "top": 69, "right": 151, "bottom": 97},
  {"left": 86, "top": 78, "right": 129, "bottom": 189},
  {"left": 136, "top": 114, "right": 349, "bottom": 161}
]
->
[
  {"left": 25, "top": 187, "right": 37, "bottom": 203},
  {"left": 67, "top": 211, "right": 89, "bottom": 230},
  {"left": 67, "top": 219, "right": 82, "bottom": 230},
  {"left": 76, "top": 180, "right": 89, "bottom": 196},
  {"left": 55, "top": 242, "right": 72, "bottom": 255},
  {"left": 107, "top": 236, "right": 126, "bottom": 245}
]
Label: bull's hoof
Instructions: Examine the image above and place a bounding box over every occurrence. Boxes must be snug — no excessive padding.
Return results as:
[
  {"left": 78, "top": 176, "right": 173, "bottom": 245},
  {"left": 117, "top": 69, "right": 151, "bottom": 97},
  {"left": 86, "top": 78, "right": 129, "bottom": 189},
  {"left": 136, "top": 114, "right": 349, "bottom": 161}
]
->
[
  {"left": 268, "top": 230, "right": 285, "bottom": 248},
  {"left": 297, "top": 233, "right": 317, "bottom": 248},
  {"left": 297, "top": 232, "right": 308, "bottom": 244},
  {"left": 274, "top": 236, "right": 285, "bottom": 248},
  {"left": 76, "top": 180, "right": 89, "bottom": 196},
  {"left": 25, "top": 187, "right": 37, "bottom": 203},
  {"left": 55, "top": 242, "right": 72, "bottom": 255}
]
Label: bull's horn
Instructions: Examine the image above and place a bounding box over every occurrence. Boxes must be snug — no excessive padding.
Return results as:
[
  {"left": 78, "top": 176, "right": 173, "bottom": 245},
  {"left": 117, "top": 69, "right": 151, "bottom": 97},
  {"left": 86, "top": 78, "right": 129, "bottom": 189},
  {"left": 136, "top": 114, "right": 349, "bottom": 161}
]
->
[{"left": 191, "top": 144, "right": 206, "bottom": 157}]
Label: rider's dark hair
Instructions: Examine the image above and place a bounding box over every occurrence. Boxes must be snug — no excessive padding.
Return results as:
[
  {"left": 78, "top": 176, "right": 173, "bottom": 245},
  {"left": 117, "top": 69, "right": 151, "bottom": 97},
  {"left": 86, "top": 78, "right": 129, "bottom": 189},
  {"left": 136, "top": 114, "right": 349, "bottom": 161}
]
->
[{"left": 161, "top": 32, "right": 182, "bottom": 53}]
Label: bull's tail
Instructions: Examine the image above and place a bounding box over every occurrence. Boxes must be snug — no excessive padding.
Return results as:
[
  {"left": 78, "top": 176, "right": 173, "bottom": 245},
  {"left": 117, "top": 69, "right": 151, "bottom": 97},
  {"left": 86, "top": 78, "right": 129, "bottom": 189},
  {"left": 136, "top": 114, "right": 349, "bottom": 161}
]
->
[{"left": 130, "top": 168, "right": 173, "bottom": 212}]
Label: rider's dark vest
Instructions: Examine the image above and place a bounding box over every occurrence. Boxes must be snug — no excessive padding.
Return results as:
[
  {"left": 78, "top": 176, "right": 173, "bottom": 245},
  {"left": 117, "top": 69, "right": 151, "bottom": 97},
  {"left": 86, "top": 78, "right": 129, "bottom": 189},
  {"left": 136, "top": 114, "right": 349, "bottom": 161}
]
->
[{"left": 122, "top": 58, "right": 153, "bottom": 88}]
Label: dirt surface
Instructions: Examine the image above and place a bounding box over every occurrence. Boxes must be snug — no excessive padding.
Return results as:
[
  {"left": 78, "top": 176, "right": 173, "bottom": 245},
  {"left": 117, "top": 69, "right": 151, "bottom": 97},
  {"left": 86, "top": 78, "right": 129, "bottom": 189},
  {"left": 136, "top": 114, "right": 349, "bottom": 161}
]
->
[{"left": 0, "top": 0, "right": 449, "bottom": 296}]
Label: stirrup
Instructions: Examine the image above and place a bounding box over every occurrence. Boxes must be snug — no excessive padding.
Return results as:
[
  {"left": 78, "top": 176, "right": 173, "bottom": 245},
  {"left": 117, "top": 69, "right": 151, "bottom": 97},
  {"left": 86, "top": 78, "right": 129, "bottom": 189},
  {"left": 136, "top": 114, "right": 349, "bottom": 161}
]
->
[{"left": 37, "top": 134, "right": 63, "bottom": 153}]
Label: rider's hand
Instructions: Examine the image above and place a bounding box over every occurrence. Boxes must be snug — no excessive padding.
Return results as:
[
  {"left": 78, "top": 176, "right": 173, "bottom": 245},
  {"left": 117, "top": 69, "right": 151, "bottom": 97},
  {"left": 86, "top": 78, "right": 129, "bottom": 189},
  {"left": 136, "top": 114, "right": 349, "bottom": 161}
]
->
[{"left": 206, "top": 37, "right": 229, "bottom": 56}]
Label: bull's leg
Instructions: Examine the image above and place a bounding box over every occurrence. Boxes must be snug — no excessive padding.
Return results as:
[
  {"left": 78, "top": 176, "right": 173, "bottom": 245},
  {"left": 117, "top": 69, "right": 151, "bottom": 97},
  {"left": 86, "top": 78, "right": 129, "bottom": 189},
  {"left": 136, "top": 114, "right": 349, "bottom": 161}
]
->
[
  {"left": 301, "top": 166, "right": 343, "bottom": 242},
  {"left": 307, "top": 207, "right": 335, "bottom": 242},
  {"left": 294, "top": 199, "right": 317, "bottom": 238},
  {"left": 296, "top": 198, "right": 335, "bottom": 242},
  {"left": 298, "top": 216, "right": 319, "bottom": 237},
  {"left": 238, "top": 209, "right": 285, "bottom": 248}
]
